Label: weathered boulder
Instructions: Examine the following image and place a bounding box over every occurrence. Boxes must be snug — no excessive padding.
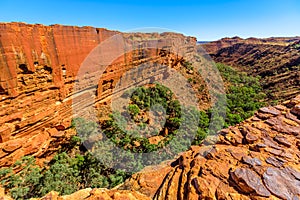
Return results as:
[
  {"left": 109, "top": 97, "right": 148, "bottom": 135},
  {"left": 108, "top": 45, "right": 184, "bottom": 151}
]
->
[{"left": 230, "top": 168, "right": 271, "bottom": 197}]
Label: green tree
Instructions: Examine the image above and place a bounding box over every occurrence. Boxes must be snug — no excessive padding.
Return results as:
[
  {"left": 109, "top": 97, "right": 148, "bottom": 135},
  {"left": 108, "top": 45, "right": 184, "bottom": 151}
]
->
[{"left": 0, "top": 156, "right": 42, "bottom": 200}]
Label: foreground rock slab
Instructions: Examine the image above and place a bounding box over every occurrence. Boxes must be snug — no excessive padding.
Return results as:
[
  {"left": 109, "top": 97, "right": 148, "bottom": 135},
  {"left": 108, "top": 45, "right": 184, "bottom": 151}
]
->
[{"left": 29, "top": 188, "right": 150, "bottom": 200}]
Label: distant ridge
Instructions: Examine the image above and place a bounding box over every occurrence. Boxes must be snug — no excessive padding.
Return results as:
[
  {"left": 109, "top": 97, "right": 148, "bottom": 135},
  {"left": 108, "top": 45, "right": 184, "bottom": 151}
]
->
[{"left": 202, "top": 36, "right": 300, "bottom": 102}]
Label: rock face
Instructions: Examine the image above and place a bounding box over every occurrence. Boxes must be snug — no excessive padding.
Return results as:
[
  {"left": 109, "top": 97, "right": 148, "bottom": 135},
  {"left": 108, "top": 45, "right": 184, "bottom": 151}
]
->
[
  {"left": 202, "top": 37, "right": 300, "bottom": 101},
  {"left": 0, "top": 22, "right": 119, "bottom": 96},
  {"left": 0, "top": 22, "right": 197, "bottom": 167},
  {"left": 119, "top": 95, "right": 300, "bottom": 199},
  {"left": 0, "top": 22, "right": 120, "bottom": 167}
]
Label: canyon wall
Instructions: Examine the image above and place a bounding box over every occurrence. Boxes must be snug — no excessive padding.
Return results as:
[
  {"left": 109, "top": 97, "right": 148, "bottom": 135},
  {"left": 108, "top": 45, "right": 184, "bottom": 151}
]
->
[
  {"left": 202, "top": 36, "right": 300, "bottom": 54},
  {"left": 202, "top": 37, "right": 300, "bottom": 101},
  {"left": 0, "top": 22, "right": 198, "bottom": 167},
  {"left": 0, "top": 22, "right": 120, "bottom": 96},
  {"left": 0, "top": 22, "right": 123, "bottom": 167}
]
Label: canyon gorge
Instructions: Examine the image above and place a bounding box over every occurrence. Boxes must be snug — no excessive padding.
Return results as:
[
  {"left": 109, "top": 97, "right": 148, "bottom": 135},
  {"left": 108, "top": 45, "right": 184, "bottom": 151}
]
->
[{"left": 0, "top": 22, "right": 299, "bottom": 199}]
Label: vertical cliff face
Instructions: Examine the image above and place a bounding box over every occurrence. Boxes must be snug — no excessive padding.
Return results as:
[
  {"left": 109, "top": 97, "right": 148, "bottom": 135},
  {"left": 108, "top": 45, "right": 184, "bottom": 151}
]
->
[
  {"left": 0, "top": 22, "right": 119, "bottom": 96},
  {"left": 0, "top": 23, "right": 121, "bottom": 166},
  {"left": 0, "top": 22, "right": 198, "bottom": 167}
]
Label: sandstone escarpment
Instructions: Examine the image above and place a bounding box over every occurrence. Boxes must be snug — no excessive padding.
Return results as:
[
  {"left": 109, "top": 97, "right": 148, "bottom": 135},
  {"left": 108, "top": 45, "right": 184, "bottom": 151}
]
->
[
  {"left": 0, "top": 22, "right": 120, "bottom": 96},
  {"left": 0, "top": 22, "right": 121, "bottom": 167},
  {"left": 203, "top": 37, "right": 300, "bottom": 101},
  {"left": 202, "top": 36, "right": 300, "bottom": 55},
  {"left": 0, "top": 22, "right": 198, "bottom": 167},
  {"left": 202, "top": 37, "right": 300, "bottom": 101}
]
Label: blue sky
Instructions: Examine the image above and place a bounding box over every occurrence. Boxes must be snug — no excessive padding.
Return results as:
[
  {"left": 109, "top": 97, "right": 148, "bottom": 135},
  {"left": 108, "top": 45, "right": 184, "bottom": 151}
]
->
[{"left": 0, "top": 0, "right": 299, "bottom": 41}]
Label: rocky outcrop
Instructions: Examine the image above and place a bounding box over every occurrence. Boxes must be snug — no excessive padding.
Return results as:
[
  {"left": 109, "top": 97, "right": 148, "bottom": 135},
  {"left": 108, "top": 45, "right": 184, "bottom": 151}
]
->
[
  {"left": 31, "top": 188, "right": 151, "bottom": 200},
  {"left": 0, "top": 22, "right": 198, "bottom": 167},
  {"left": 120, "top": 95, "right": 300, "bottom": 199},
  {"left": 202, "top": 37, "right": 300, "bottom": 101}
]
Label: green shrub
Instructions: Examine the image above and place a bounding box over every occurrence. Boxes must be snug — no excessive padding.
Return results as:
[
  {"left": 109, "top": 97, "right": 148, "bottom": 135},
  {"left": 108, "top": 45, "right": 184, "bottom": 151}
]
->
[
  {"left": 0, "top": 141, "right": 130, "bottom": 199},
  {"left": 128, "top": 104, "right": 140, "bottom": 116},
  {"left": 0, "top": 156, "right": 42, "bottom": 200},
  {"left": 216, "top": 63, "right": 266, "bottom": 126},
  {"left": 183, "top": 61, "right": 194, "bottom": 70}
]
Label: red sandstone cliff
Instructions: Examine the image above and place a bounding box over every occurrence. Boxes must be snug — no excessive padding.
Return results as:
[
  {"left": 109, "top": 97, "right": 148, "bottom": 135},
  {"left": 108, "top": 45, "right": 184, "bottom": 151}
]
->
[
  {"left": 0, "top": 22, "right": 121, "bottom": 167},
  {"left": 0, "top": 22, "right": 120, "bottom": 97},
  {"left": 0, "top": 22, "right": 198, "bottom": 167}
]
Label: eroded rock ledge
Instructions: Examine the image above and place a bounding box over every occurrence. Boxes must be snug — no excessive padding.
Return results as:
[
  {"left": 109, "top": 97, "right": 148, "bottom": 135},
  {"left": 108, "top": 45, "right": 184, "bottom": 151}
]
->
[{"left": 148, "top": 95, "right": 300, "bottom": 199}]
